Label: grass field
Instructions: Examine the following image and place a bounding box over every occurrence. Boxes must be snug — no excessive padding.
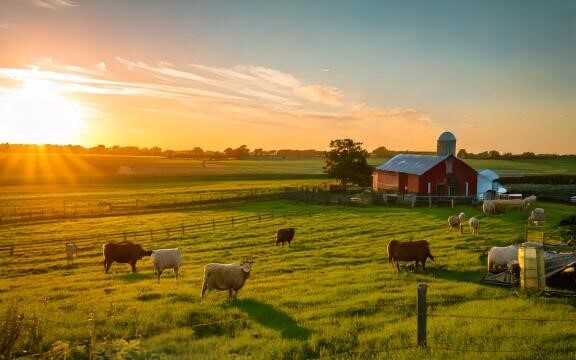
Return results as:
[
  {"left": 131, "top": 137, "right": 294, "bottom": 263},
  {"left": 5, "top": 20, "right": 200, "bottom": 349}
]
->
[{"left": 2, "top": 198, "right": 576, "bottom": 359}]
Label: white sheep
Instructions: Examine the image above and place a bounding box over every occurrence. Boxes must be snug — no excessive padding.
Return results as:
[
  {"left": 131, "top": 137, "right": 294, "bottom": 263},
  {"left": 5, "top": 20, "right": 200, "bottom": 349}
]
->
[
  {"left": 65, "top": 243, "right": 77, "bottom": 265},
  {"left": 447, "top": 213, "right": 464, "bottom": 234},
  {"left": 468, "top": 217, "right": 479, "bottom": 235},
  {"left": 483, "top": 201, "right": 496, "bottom": 216},
  {"left": 200, "top": 260, "right": 253, "bottom": 302},
  {"left": 151, "top": 248, "right": 182, "bottom": 283},
  {"left": 487, "top": 245, "right": 519, "bottom": 272},
  {"left": 528, "top": 208, "right": 545, "bottom": 226}
]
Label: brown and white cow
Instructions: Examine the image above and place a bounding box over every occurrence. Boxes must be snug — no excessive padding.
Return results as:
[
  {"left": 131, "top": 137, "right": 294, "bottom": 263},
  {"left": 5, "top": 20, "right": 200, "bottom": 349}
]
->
[{"left": 102, "top": 241, "right": 152, "bottom": 273}]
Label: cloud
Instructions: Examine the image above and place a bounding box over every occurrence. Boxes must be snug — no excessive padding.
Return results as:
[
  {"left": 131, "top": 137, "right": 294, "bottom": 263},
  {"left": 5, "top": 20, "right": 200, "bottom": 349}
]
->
[
  {"left": 294, "top": 85, "right": 343, "bottom": 107},
  {"left": 0, "top": 59, "right": 438, "bottom": 149},
  {"left": 32, "top": 0, "right": 77, "bottom": 9}
]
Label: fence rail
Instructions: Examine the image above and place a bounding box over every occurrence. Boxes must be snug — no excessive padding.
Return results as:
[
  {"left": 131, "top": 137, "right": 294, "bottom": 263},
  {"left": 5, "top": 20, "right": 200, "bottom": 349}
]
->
[{"left": 0, "top": 209, "right": 320, "bottom": 254}]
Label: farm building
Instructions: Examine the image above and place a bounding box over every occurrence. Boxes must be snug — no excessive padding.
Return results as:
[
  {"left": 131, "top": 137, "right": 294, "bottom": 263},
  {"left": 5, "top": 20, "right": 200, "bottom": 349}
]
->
[
  {"left": 372, "top": 132, "right": 478, "bottom": 196},
  {"left": 477, "top": 169, "right": 506, "bottom": 200}
]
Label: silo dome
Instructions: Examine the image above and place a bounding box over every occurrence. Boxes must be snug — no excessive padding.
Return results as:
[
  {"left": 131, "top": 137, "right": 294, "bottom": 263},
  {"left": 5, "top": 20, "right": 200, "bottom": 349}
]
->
[{"left": 437, "top": 131, "right": 456, "bottom": 156}]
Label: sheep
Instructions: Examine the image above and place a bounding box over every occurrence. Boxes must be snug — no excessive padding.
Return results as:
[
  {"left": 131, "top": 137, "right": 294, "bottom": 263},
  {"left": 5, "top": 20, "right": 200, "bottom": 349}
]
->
[
  {"left": 528, "top": 208, "right": 545, "bottom": 226},
  {"left": 150, "top": 248, "right": 182, "bottom": 283},
  {"left": 483, "top": 201, "right": 496, "bottom": 216},
  {"left": 468, "top": 217, "right": 480, "bottom": 235},
  {"left": 65, "top": 243, "right": 77, "bottom": 265},
  {"left": 447, "top": 214, "right": 464, "bottom": 234},
  {"left": 200, "top": 260, "right": 253, "bottom": 302},
  {"left": 483, "top": 195, "right": 537, "bottom": 216},
  {"left": 387, "top": 239, "right": 435, "bottom": 272},
  {"left": 487, "top": 245, "right": 519, "bottom": 272}
]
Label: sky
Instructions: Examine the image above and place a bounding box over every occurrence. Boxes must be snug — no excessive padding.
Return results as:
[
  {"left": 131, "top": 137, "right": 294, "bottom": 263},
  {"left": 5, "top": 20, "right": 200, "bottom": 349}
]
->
[{"left": 0, "top": 0, "right": 575, "bottom": 153}]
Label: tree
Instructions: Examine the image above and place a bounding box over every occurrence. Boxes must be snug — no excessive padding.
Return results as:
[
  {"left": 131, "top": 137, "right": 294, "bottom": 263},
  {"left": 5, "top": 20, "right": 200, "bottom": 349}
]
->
[
  {"left": 457, "top": 148, "right": 468, "bottom": 158},
  {"left": 323, "top": 139, "right": 373, "bottom": 188},
  {"left": 372, "top": 146, "right": 393, "bottom": 158}
]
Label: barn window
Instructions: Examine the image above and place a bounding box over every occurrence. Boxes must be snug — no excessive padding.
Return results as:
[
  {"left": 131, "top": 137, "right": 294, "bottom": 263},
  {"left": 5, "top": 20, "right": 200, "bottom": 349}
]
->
[
  {"left": 445, "top": 158, "right": 454, "bottom": 174},
  {"left": 427, "top": 182, "right": 431, "bottom": 194}
]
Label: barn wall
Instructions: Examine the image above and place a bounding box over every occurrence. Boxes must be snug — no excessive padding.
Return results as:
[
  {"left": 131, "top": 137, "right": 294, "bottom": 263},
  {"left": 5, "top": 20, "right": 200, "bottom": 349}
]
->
[
  {"left": 407, "top": 174, "right": 419, "bottom": 193},
  {"left": 419, "top": 156, "right": 477, "bottom": 195},
  {"left": 372, "top": 170, "right": 399, "bottom": 192}
]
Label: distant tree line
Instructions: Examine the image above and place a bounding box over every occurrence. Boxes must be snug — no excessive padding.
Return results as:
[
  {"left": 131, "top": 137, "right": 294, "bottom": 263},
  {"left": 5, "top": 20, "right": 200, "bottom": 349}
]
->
[
  {"left": 456, "top": 149, "right": 576, "bottom": 160},
  {"left": 2, "top": 143, "right": 573, "bottom": 160},
  {"left": 0, "top": 143, "right": 323, "bottom": 160}
]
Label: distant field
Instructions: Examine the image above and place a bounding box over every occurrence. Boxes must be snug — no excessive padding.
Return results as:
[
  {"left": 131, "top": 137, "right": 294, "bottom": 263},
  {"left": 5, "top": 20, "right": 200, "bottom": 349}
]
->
[{"left": 1, "top": 200, "right": 575, "bottom": 359}]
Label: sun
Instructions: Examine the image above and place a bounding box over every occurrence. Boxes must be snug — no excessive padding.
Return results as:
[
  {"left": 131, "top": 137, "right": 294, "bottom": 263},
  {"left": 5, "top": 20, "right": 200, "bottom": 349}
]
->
[{"left": 0, "top": 80, "right": 87, "bottom": 145}]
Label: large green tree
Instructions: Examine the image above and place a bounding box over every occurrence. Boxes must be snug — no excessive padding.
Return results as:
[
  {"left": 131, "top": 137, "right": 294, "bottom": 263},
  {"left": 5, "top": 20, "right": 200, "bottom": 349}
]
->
[{"left": 323, "top": 139, "right": 373, "bottom": 187}]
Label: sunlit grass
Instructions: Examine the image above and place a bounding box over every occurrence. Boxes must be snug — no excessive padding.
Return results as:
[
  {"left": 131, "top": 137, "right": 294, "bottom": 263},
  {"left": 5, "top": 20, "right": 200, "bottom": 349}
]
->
[{"left": 1, "top": 199, "right": 575, "bottom": 358}]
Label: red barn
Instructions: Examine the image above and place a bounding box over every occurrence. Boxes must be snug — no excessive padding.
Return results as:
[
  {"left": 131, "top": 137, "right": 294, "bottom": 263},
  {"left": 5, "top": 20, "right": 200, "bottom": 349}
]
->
[{"left": 372, "top": 154, "right": 477, "bottom": 196}]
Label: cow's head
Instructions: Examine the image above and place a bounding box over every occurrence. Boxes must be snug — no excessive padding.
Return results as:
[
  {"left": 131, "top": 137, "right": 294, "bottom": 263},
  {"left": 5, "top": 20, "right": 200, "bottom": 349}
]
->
[{"left": 137, "top": 245, "right": 153, "bottom": 258}]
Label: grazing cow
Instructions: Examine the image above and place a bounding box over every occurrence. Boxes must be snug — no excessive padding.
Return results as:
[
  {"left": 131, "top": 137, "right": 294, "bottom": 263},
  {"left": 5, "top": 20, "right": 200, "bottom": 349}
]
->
[
  {"left": 150, "top": 248, "right": 182, "bottom": 283},
  {"left": 276, "top": 228, "right": 295, "bottom": 246},
  {"left": 65, "top": 243, "right": 77, "bottom": 265},
  {"left": 200, "top": 260, "right": 253, "bottom": 302},
  {"left": 102, "top": 241, "right": 152, "bottom": 273},
  {"left": 387, "top": 240, "right": 435, "bottom": 272}
]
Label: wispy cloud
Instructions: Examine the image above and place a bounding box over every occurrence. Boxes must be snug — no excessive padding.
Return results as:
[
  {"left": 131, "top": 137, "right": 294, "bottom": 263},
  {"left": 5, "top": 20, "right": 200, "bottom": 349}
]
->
[
  {"left": 32, "top": 0, "right": 77, "bottom": 9},
  {"left": 0, "top": 58, "right": 438, "bottom": 148}
]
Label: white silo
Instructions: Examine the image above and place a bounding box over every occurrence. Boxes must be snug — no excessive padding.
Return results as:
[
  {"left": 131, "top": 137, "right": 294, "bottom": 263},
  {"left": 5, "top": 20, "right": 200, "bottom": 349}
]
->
[{"left": 437, "top": 131, "right": 456, "bottom": 156}]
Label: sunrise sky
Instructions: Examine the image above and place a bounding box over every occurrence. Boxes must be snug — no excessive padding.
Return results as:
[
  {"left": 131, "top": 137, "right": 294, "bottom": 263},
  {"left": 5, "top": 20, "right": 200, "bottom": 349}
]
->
[{"left": 0, "top": 0, "right": 575, "bottom": 153}]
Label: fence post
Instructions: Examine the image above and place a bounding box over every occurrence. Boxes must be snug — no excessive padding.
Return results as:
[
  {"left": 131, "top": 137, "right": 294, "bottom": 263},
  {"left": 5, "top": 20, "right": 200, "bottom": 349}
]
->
[
  {"left": 212, "top": 219, "right": 215, "bottom": 231},
  {"left": 428, "top": 196, "right": 432, "bottom": 208},
  {"left": 417, "top": 283, "right": 428, "bottom": 348},
  {"left": 10, "top": 244, "right": 14, "bottom": 256},
  {"left": 451, "top": 199, "right": 454, "bottom": 208}
]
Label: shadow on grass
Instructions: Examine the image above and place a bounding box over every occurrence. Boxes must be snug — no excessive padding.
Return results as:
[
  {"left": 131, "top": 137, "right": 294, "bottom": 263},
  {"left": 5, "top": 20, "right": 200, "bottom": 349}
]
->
[
  {"left": 118, "top": 272, "right": 154, "bottom": 282},
  {"left": 232, "top": 299, "right": 312, "bottom": 340},
  {"left": 432, "top": 268, "right": 485, "bottom": 283}
]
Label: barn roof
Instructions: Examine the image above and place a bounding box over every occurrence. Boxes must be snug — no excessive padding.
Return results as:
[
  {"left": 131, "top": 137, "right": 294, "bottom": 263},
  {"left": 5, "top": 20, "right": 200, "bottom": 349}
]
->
[
  {"left": 478, "top": 169, "right": 499, "bottom": 181},
  {"left": 375, "top": 154, "right": 449, "bottom": 175}
]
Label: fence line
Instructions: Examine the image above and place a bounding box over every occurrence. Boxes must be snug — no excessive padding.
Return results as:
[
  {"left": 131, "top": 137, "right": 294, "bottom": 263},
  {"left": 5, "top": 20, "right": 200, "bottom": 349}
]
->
[
  {"left": 0, "top": 209, "right": 328, "bottom": 254},
  {"left": 428, "top": 313, "right": 576, "bottom": 322}
]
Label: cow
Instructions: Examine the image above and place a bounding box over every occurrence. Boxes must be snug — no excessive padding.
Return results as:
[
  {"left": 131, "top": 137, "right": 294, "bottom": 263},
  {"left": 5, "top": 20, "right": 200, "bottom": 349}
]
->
[
  {"left": 102, "top": 241, "right": 152, "bottom": 273},
  {"left": 276, "top": 228, "right": 295, "bottom": 246},
  {"left": 387, "top": 239, "right": 435, "bottom": 272}
]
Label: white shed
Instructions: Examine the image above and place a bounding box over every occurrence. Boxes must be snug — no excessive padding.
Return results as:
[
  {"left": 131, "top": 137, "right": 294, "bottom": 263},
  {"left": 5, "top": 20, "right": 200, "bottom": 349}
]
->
[{"left": 477, "top": 169, "right": 506, "bottom": 200}]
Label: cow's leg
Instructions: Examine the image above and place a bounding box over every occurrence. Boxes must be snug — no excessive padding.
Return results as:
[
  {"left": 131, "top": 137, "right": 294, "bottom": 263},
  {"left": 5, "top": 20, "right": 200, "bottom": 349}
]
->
[
  {"left": 157, "top": 270, "right": 162, "bottom": 283},
  {"left": 422, "top": 260, "right": 426, "bottom": 271},
  {"left": 130, "top": 260, "right": 137, "bottom": 273},
  {"left": 228, "top": 289, "right": 234, "bottom": 300},
  {"left": 174, "top": 266, "right": 179, "bottom": 280},
  {"left": 105, "top": 260, "right": 112, "bottom": 274},
  {"left": 396, "top": 260, "right": 400, "bottom": 272}
]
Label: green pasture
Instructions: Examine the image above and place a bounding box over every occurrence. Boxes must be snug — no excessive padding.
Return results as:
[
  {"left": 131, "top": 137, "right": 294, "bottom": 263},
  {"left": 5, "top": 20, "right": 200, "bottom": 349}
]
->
[
  {"left": 1, "top": 199, "right": 576, "bottom": 359},
  {"left": 2, "top": 153, "right": 576, "bottom": 212}
]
